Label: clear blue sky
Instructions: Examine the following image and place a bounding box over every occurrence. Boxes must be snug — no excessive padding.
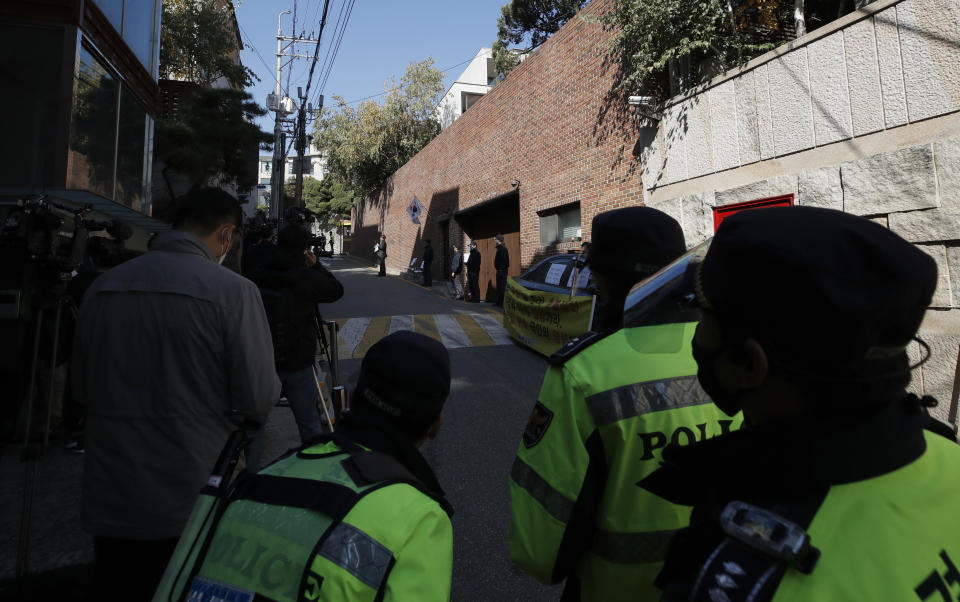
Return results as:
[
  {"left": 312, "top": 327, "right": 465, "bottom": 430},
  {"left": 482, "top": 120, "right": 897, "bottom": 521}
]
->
[{"left": 234, "top": 0, "right": 509, "bottom": 133}]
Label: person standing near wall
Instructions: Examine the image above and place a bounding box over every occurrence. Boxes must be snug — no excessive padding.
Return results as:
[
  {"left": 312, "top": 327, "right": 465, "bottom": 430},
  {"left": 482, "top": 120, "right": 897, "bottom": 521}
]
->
[
  {"left": 376, "top": 234, "right": 387, "bottom": 277},
  {"left": 494, "top": 233, "right": 509, "bottom": 307},
  {"left": 451, "top": 244, "right": 464, "bottom": 300},
  {"left": 423, "top": 239, "right": 434, "bottom": 287},
  {"left": 466, "top": 240, "right": 481, "bottom": 302}
]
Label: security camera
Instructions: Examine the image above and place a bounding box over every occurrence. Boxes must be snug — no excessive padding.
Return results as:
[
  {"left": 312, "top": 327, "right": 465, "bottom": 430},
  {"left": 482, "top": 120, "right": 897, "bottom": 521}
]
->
[
  {"left": 627, "top": 96, "right": 661, "bottom": 121},
  {"left": 628, "top": 95, "right": 655, "bottom": 106}
]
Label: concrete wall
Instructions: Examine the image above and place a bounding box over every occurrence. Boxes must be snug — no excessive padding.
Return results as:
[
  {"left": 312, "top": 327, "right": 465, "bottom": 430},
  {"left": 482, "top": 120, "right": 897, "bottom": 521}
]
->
[
  {"left": 435, "top": 48, "right": 494, "bottom": 130},
  {"left": 643, "top": 0, "right": 960, "bottom": 425}
]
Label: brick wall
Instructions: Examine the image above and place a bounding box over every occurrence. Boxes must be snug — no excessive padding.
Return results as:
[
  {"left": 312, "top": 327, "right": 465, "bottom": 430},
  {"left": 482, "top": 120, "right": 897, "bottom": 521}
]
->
[{"left": 352, "top": 0, "right": 642, "bottom": 274}]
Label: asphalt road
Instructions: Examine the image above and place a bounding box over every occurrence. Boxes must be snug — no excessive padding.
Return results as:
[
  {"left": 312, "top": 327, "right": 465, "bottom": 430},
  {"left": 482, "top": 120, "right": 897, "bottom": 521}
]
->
[{"left": 321, "top": 256, "right": 563, "bottom": 601}]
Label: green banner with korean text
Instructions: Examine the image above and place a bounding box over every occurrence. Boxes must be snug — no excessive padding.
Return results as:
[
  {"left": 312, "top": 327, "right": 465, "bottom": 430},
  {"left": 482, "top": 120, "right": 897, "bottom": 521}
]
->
[{"left": 503, "top": 277, "right": 596, "bottom": 356}]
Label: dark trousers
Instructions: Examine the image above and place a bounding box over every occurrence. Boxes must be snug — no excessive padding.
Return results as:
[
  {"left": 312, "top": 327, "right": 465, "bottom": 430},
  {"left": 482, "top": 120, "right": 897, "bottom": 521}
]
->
[
  {"left": 468, "top": 270, "right": 480, "bottom": 302},
  {"left": 496, "top": 269, "right": 508, "bottom": 306},
  {"left": 95, "top": 535, "right": 180, "bottom": 601},
  {"left": 423, "top": 261, "right": 432, "bottom": 287},
  {"left": 378, "top": 256, "right": 386, "bottom": 276}
]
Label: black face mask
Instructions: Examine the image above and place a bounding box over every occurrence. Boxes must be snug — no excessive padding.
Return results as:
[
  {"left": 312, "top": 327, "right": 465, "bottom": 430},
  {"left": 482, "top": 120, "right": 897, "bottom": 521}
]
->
[{"left": 691, "top": 336, "right": 746, "bottom": 417}]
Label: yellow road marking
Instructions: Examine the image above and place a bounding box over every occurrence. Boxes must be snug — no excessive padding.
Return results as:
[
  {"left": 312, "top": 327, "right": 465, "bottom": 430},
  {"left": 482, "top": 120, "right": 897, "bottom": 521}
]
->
[
  {"left": 455, "top": 314, "right": 496, "bottom": 347},
  {"left": 353, "top": 316, "right": 392, "bottom": 359},
  {"left": 414, "top": 314, "right": 442, "bottom": 343}
]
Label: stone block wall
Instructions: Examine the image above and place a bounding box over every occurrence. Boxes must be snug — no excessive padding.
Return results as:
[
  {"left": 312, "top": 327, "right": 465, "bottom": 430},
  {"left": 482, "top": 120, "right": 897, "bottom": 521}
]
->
[
  {"left": 351, "top": 0, "right": 640, "bottom": 275},
  {"left": 642, "top": 0, "right": 960, "bottom": 194},
  {"left": 649, "top": 138, "right": 960, "bottom": 424}
]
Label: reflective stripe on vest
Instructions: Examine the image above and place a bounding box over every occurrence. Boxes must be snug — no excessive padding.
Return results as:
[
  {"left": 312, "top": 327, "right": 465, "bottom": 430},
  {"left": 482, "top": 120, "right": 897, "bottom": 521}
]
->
[
  {"left": 318, "top": 521, "right": 393, "bottom": 590},
  {"left": 586, "top": 375, "right": 712, "bottom": 427},
  {"left": 511, "top": 456, "right": 576, "bottom": 524},
  {"left": 591, "top": 528, "right": 678, "bottom": 565}
]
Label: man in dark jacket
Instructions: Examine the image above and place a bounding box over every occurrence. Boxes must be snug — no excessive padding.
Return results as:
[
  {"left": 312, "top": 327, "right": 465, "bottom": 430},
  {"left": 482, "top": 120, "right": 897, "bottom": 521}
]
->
[
  {"left": 423, "top": 239, "right": 434, "bottom": 287},
  {"left": 252, "top": 225, "right": 344, "bottom": 442},
  {"left": 467, "top": 240, "right": 481, "bottom": 302},
  {"left": 494, "top": 233, "right": 509, "bottom": 306},
  {"left": 376, "top": 234, "right": 387, "bottom": 276},
  {"left": 451, "top": 244, "right": 464, "bottom": 299},
  {"left": 242, "top": 226, "right": 276, "bottom": 279}
]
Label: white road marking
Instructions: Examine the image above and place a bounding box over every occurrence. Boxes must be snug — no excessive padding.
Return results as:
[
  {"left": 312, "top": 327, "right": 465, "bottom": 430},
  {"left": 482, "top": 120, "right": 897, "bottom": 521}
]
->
[
  {"left": 388, "top": 315, "right": 415, "bottom": 335},
  {"left": 433, "top": 314, "right": 471, "bottom": 349},
  {"left": 337, "top": 317, "right": 371, "bottom": 357},
  {"left": 471, "top": 314, "right": 514, "bottom": 345}
]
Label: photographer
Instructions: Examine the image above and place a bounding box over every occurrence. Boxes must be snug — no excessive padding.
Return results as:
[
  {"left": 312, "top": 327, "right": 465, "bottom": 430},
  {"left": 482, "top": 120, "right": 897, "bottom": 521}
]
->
[{"left": 252, "top": 224, "right": 344, "bottom": 442}]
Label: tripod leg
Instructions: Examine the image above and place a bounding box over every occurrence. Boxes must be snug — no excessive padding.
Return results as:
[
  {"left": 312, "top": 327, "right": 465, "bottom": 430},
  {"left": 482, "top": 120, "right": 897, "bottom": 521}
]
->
[
  {"left": 313, "top": 366, "right": 335, "bottom": 432},
  {"left": 16, "top": 310, "right": 45, "bottom": 578},
  {"left": 326, "top": 321, "right": 340, "bottom": 389},
  {"left": 43, "top": 300, "right": 64, "bottom": 449}
]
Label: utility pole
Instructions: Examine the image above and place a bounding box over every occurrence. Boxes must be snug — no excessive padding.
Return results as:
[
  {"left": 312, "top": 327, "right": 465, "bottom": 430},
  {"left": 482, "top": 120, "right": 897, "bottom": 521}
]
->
[
  {"left": 294, "top": 91, "right": 324, "bottom": 208},
  {"left": 268, "top": 10, "right": 320, "bottom": 219},
  {"left": 269, "top": 10, "right": 290, "bottom": 220}
]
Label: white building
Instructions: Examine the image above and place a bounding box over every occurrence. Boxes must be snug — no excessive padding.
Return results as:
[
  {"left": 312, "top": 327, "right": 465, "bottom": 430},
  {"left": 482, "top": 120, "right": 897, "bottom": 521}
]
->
[
  {"left": 435, "top": 48, "right": 496, "bottom": 130},
  {"left": 254, "top": 149, "right": 327, "bottom": 215}
]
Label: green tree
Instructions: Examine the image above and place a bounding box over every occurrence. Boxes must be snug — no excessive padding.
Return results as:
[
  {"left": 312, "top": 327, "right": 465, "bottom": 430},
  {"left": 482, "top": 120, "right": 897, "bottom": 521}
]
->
[
  {"left": 160, "top": 0, "right": 255, "bottom": 88},
  {"left": 491, "top": 0, "right": 587, "bottom": 79},
  {"left": 284, "top": 176, "right": 356, "bottom": 230},
  {"left": 155, "top": 0, "right": 271, "bottom": 211},
  {"left": 600, "top": 0, "right": 793, "bottom": 97},
  {"left": 313, "top": 58, "right": 444, "bottom": 197},
  {"left": 156, "top": 87, "right": 272, "bottom": 196}
]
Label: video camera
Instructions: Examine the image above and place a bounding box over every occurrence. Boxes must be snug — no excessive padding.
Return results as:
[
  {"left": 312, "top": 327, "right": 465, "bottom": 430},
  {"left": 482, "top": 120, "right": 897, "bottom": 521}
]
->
[
  {"left": 0, "top": 196, "right": 133, "bottom": 302},
  {"left": 282, "top": 206, "right": 329, "bottom": 249}
]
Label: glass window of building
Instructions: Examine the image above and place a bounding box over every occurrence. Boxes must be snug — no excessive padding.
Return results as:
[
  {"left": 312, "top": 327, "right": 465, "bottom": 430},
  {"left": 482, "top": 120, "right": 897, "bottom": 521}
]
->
[
  {"left": 68, "top": 46, "right": 119, "bottom": 200},
  {"left": 123, "top": 0, "right": 161, "bottom": 76},
  {"left": 92, "top": 0, "right": 124, "bottom": 34},
  {"left": 538, "top": 203, "right": 581, "bottom": 246},
  {"left": 115, "top": 86, "right": 150, "bottom": 212}
]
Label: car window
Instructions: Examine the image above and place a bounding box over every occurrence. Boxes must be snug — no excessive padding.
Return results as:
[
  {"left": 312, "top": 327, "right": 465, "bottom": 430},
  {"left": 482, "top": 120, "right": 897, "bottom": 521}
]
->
[
  {"left": 521, "top": 256, "right": 571, "bottom": 284},
  {"left": 624, "top": 240, "right": 711, "bottom": 328}
]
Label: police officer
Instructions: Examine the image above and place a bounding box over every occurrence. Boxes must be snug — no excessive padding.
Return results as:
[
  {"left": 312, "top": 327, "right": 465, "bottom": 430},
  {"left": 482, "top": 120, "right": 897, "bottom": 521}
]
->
[
  {"left": 155, "top": 331, "right": 454, "bottom": 602},
  {"left": 508, "top": 207, "right": 740, "bottom": 601},
  {"left": 642, "top": 206, "right": 960, "bottom": 601}
]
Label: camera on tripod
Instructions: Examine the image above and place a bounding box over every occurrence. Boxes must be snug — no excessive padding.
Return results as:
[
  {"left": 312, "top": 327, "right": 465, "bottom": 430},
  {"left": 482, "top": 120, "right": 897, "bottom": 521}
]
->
[{"left": 1, "top": 196, "right": 133, "bottom": 303}]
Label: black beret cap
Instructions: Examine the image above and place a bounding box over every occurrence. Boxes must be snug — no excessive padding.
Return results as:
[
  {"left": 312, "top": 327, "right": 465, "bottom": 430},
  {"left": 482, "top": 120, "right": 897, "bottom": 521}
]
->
[
  {"left": 355, "top": 331, "right": 451, "bottom": 419},
  {"left": 697, "top": 206, "right": 936, "bottom": 371},
  {"left": 587, "top": 207, "right": 686, "bottom": 277}
]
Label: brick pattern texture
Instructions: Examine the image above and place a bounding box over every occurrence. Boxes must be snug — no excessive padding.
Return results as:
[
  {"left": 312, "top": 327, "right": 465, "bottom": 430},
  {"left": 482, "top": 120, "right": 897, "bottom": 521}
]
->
[{"left": 351, "top": 0, "right": 643, "bottom": 275}]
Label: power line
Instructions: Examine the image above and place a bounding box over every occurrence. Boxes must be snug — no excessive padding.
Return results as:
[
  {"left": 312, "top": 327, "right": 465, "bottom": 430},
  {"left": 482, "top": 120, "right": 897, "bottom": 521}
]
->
[
  {"left": 285, "top": 0, "right": 298, "bottom": 96},
  {"left": 237, "top": 21, "right": 282, "bottom": 91},
  {"left": 302, "top": 0, "right": 333, "bottom": 103},
  {"left": 337, "top": 56, "right": 479, "bottom": 106},
  {"left": 317, "top": 0, "right": 355, "bottom": 100},
  {"left": 309, "top": 0, "right": 352, "bottom": 109}
]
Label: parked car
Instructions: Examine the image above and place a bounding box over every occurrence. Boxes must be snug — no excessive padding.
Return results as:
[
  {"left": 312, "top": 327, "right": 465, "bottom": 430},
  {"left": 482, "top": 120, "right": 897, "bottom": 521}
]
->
[
  {"left": 623, "top": 240, "right": 711, "bottom": 328},
  {"left": 504, "top": 252, "right": 597, "bottom": 356},
  {"left": 513, "top": 252, "right": 595, "bottom": 296}
]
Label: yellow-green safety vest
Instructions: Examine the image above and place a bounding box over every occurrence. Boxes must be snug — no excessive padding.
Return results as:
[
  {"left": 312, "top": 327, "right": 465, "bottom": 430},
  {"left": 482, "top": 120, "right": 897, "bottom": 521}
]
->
[
  {"left": 771, "top": 431, "right": 960, "bottom": 601},
  {"left": 154, "top": 437, "right": 452, "bottom": 602},
  {"left": 509, "top": 321, "right": 742, "bottom": 601}
]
